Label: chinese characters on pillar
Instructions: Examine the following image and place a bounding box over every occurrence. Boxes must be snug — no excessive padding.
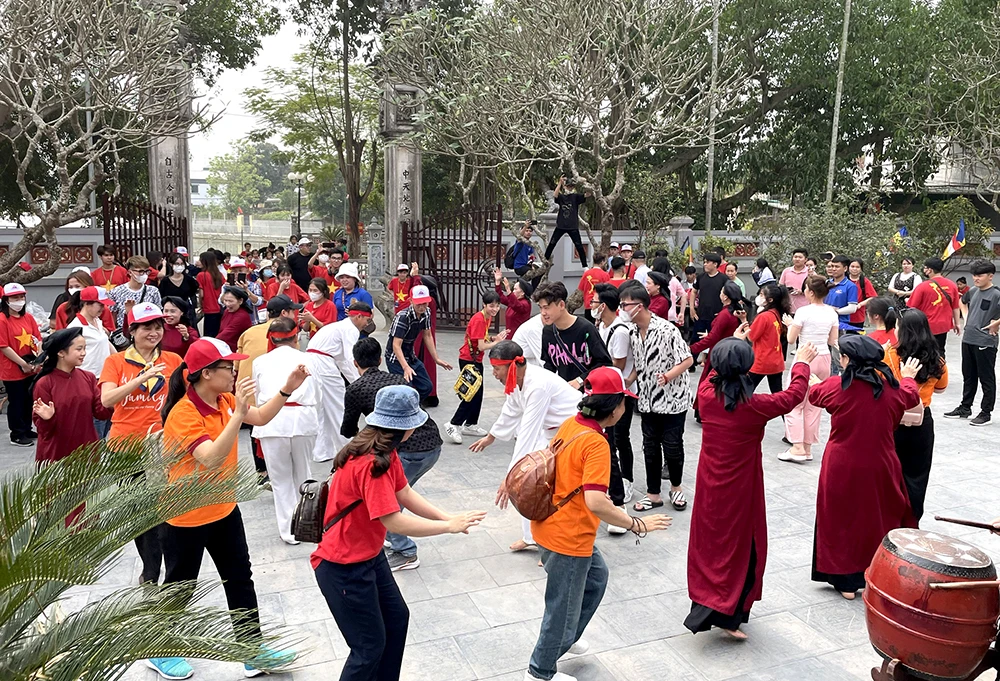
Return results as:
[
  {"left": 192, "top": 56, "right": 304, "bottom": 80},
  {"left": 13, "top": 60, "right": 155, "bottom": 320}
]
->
[
  {"left": 401, "top": 166, "right": 412, "bottom": 217},
  {"left": 164, "top": 156, "right": 175, "bottom": 206}
]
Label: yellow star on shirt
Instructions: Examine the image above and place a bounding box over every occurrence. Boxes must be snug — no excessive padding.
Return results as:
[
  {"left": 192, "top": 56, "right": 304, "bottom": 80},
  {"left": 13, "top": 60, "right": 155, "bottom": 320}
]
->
[
  {"left": 328, "top": 283, "right": 340, "bottom": 296},
  {"left": 395, "top": 290, "right": 407, "bottom": 302},
  {"left": 103, "top": 279, "right": 114, "bottom": 292},
  {"left": 14, "top": 328, "right": 34, "bottom": 350}
]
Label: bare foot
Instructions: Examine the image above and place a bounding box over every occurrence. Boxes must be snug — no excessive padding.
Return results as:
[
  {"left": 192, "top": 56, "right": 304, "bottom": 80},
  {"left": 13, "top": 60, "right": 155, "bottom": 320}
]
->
[
  {"left": 840, "top": 591, "right": 856, "bottom": 600},
  {"left": 509, "top": 539, "right": 536, "bottom": 552},
  {"left": 538, "top": 559, "right": 543, "bottom": 567},
  {"left": 722, "top": 628, "right": 748, "bottom": 640}
]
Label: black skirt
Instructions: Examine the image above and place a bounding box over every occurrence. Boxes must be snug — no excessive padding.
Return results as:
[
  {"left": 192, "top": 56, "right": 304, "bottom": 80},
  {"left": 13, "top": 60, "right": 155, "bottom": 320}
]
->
[
  {"left": 811, "top": 527, "right": 866, "bottom": 593},
  {"left": 893, "top": 407, "right": 934, "bottom": 523}
]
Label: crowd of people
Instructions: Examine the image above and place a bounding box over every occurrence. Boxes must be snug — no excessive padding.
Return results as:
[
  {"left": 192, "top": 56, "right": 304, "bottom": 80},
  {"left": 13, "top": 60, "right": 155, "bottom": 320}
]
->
[{"left": 2, "top": 230, "right": 999, "bottom": 681}]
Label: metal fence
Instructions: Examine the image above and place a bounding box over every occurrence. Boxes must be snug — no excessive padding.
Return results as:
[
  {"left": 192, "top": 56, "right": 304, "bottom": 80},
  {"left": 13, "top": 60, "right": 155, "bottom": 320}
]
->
[{"left": 102, "top": 194, "right": 189, "bottom": 261}]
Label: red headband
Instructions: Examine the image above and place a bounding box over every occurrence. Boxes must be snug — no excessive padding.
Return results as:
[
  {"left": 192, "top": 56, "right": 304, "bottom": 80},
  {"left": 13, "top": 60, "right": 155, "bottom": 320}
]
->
[
  {"left": 348, "top": 309, "right": 373, "bottom": 318},
  {"left": 489, "top": 356, "right": 525, "bottom": 394},
  {"left": 266, "top": 330, "right": 298, "bottom": 352}
]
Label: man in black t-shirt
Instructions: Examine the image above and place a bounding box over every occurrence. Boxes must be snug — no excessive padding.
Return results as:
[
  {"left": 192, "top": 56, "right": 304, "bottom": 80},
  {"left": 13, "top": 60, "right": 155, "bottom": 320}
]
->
[
  {"left": 286, "top": 237, "right": 314, "bottom": 290},
  {"left": 544, "top": 176, "right": 592, "bottom": 268},
  {"left": 689, "top": 253, "right": 726, "bottom": 337},
  {"left": 533, "top": 280, "right": 612, "bottom": 386}
]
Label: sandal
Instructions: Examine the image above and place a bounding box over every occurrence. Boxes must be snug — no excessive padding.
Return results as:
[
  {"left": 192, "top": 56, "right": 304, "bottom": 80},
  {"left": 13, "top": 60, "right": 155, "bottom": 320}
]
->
[
  {"left": 509, "top": 539, "right": 537, "bottom": 552},
  {"left": 669, "top": 490, "right": 688, "bottom": 511},
  {"left": 633, "top": 496, "right": 663, "bottom": 512}
]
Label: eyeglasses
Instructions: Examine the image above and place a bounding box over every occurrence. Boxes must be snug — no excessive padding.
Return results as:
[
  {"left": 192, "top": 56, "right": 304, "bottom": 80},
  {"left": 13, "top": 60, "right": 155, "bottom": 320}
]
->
[
  {"left": 212, "top": 364, "right": 236, "bottom": 373},
  {"left": 620, "top": 301, "right": 642, "bottom": 309}
]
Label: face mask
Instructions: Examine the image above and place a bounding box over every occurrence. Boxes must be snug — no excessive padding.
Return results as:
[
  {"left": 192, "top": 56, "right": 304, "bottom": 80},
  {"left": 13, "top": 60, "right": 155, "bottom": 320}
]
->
[
  {"left": 262, "top": 269, "right": 273, "bottom": 278},
  {"left": 173, "top": 264, "right": 186, "bottom": 274},
  {"left": 755, "top": 295, "right": 765, "bottom": 308},
  {"left": 68, "top": 287, "right": 83, "bottom": 296},
  {"left": 617, "top": 307, "right": 633, "bottom": 323},
  {"left": 308, "top": 291, "right": 323, "bottom": 302},
  {"left": 8, "top": 300, "right": 25, "bottom": 312},
  {"left": 318, "top": 254, "right": 329, "bottom": 263},
  {"left": 133, "top": 273, "right": 148, "bottom": 284}
]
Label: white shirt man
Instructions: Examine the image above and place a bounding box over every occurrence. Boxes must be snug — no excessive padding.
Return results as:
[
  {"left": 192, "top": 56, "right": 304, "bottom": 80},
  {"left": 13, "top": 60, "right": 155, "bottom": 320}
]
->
[
  {"left": 305, "top": 309, "right": 365, "bottom": 462},
  {"left": 470, "top": 348, "right": 581, "bottom": 549},
  {"left": 511, "top": 313, "right": 545, "bottom": 367},
  {"left": 252, "top": 331, "right": 319, "bottom": 544}
]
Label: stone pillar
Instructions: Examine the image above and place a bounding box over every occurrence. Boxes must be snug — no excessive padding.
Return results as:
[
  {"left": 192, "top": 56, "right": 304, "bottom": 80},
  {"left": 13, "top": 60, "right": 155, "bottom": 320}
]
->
[
  {"left": 366, "top": 219, "right": 386, "bottom": 295},
  {"left": 149, "top": 136, "right": 191, "bottom": 224},
  {"left": 381, "top": 83, "right": 422, "bottom": 275}
]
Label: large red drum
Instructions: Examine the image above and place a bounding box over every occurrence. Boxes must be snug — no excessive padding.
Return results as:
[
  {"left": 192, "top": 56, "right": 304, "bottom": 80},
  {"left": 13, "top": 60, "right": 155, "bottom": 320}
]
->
[{"left": 865, "top": 528, "right": 1000, "bottom": 680}]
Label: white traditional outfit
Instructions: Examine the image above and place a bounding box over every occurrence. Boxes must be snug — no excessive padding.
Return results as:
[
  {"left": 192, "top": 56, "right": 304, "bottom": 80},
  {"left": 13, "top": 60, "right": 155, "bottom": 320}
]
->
[
  {"left": 511, "top": 314, "right": 545, "bottom": 368},
  {"left": 305, "top": 317, "right": 360, "bottom": 462},
  {"left": 252, "top": 344, "right": 319, "bottom": 543},
  {"left": 489, "top": 363, "right": 581, "bottom": 544}
]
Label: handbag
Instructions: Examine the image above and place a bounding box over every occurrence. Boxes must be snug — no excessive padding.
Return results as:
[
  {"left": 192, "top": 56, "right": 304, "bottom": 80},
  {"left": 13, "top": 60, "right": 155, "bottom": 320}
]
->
[
  {"left": 504, "top": 430, "right": 594, "bottom": 521},
  {"left": 900, "top": 401, "right": 924, "bottom": 427},
  {"left": 291, "top": 478, "right": 362, "bottom": 543},
  {"left": 109, "top": 286, "right": 147, "bottom": 351},
  {"left": 453, "top": 363, "right": 483, "bottom": 402}
]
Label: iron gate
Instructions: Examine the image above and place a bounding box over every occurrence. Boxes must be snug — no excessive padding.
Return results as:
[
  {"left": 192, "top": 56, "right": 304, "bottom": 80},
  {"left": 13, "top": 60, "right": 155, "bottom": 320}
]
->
[
  {"left": 402, "top": 204, "right": 503, "bottom": 330},
  {"left": 102, "top": 194, "right": 189, "bottom": 262}
]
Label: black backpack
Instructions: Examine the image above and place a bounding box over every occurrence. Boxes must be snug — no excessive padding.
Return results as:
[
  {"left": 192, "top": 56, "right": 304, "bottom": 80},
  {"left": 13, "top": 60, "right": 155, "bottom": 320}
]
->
[
  {"left": 504, "top": 242, "right": 518, "bottom": 269},
  {"left": 291, "top": 478, "right": 361, "bottom": 543}
]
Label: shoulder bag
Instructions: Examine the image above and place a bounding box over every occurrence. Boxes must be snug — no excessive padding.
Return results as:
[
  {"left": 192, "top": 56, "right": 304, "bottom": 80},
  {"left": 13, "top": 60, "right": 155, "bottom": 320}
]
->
[{"left": 291, "top": 478, "right": 362, "bottom": 543}]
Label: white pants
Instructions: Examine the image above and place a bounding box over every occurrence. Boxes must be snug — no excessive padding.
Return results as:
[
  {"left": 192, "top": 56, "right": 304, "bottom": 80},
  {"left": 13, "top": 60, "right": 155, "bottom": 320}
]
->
[
  {"left": 507, "top": 447, "right": 535, "bottom": 545},
  {"left": 259, "top": 436, "right": 315, "bottom": 541},
  {"left": 313, "top": 374, "right": 350, "bottom": 462}
]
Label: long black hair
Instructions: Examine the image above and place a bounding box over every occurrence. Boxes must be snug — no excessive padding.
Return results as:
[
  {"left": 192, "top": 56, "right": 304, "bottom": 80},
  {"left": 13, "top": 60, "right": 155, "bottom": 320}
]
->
[
  {"left": 759, "top": 283, "right": 792, "bottom": 317},
  {"left": 31, "top": 328, "right": 83, "bottom": 392},
  {"left": 161, "top": 359, "right": 222, "bottom": 424},
  {"left": 895, "top": 309, "right": 944, "bottom": 384},
  {"left": 850, "top": 258, "right": 871, "bottom": 301},
  {"left": 333, "top": 426, "right": 405, "bottom": 478},
  {"left": 866, "top": 296, "right": 898, "bottom": 331},
  {"left": 722, "top": 280, "right": 750, "bottom": 316}
]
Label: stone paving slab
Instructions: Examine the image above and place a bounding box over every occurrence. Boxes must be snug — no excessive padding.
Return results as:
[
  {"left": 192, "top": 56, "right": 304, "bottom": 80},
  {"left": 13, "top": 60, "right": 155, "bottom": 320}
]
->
[{"left": 3, "top": 329, "right": 998, "bottom": 681}]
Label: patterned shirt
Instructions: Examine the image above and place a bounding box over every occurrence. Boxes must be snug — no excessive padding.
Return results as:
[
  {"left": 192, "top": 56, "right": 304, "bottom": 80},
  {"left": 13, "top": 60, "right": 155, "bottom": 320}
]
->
[
  {"left": 386, "top": 306, "right": 432, "bottom": 364},
  {"left": 629, "top": 314, "right": 692, "bottom": 415},
  {"left": 108, "top": 283, "right": 162, "bottom": 329},
  {"left": 341, "top": 368, "right": 443, "bottom": 453}
]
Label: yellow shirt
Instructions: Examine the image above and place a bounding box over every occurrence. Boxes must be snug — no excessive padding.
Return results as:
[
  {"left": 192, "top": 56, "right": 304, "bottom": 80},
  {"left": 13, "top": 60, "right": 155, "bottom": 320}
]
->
[{"left": 236, "top": 323, "right": 270, "bottom": 405}]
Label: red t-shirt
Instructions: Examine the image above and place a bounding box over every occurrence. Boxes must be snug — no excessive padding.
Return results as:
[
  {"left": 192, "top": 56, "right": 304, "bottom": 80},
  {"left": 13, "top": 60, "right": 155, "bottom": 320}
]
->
[
  {"left": 92, "top": 266, "right": 129, "bottom": 293},
  {"left": 459, "top": 310, "right": 489, "bottom": 363},
  {"left": 748, "top": 308, "right": 785, "bottom": 375},
  {"left": 304, "top": 299, "right": 338, "bottom": 337},
  {"left": 608, "top": 278, "right": 627, "bottom": 288},
  {"left": 868, "top": 329, "right": 897, "bottom": 347},
  {"left": 388, "top": 276, "right": 417, "bottom": 313},
  {"left": 0, "top": 313, "right": 42, "bottom": 381},
  {"left": 577, "top": 267, "right": 611, "bottom": 308},
  {"left": 848, "top": 277, "right": 879, "bottom": 325},
  {"left": 310, "top": 266, "right": 336, "bottom": 286},
  {"left": 196, "top": 271, "right": 223, "bottom": 314},
  {"left": 310, "top": 452, "right": 408, "bottom": 567},
  {"left": 909, "top": 276, "right": 960, "bottom": 336},
  {"left": 263, "top": 280, "right": 308, "bottom": 304}
]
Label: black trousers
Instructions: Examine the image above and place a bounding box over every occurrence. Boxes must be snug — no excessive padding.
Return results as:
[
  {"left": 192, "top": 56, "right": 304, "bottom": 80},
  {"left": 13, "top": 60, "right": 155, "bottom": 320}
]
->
[
  {"left": 451, "top": 360, "right": 484, "bottom": 426},
  {"left": 933, "top": 332, "right": 948, "bottom": 359},
  {"left": 159, "top": 506, "right": 261, "bottom": 642},
  {"left": 612, "top": 396, "right": 637, "bottom": 481},
  {"left": 543, "top": 226, "right": 588, "bottom": 267},
  {"left": 748, "top": 372, "right": 783, "bottom": 395},
  {"left": 894, "top": 407, "right": 934, "bottom": 523},
  {"left": 639, "top": 411, "right": 686, "bottom": 495},
  {"left": 136, "top": 525, "right": 164, "bottom": 583},
  {"left": 960, "top": 343, "right": 997, "bottom": 415},
  {"left": 202, "top": 312, "right": 222, "bottom": 339},
  {"left": 315, "top": 553, "right": 409, "bottom": 681},
  {"left": 4, "top": 378, "right": 33, "bottom": 440},
  {"left": 603, "top": 424, "right": 627, "bottom": 507},
  {"left": 685, "top": 539, "right": 757, "bottom": 633},
  {"left": 250, "top": 435, "right": 268, "bottom": 474}
]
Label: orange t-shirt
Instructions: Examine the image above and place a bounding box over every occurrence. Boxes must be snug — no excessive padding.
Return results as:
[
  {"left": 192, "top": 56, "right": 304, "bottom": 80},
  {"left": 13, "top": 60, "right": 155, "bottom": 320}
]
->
[
  {"left": 162, "top": 389, "right": 239, "bottom": 527},
  {"left": 530, "top": 415, "right": 611, "bottom": 557},
  {"left": 100, "top": 351, "right": 184, "bottom": 439},
  {"left": 885, "top": 347, "right": 949, "bottom": 408}
]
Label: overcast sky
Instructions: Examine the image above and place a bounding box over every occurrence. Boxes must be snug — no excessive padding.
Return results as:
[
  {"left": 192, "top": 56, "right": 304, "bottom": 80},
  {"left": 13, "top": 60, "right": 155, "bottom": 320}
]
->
[{"left": 189, "top": 23, "right": 306, "bottom": 177}]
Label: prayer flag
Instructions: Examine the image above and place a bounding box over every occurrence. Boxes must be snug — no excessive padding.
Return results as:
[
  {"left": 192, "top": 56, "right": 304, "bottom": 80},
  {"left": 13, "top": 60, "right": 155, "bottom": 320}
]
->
[
  {"left": 942, "top": 218, "right": 966, "bottom": 260},
  {"left": 682, "top": 236, "right": 693, "bottom": 265}
]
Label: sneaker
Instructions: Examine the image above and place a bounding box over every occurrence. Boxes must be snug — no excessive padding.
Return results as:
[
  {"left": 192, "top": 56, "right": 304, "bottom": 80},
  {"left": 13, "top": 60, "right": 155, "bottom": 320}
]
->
[
  {"left": 26, "top": 431, "right": 37, "bottom": 439},
  {"left": 970, "top": 412, "right": 992, "bottom": 427},
  {"left": 243, "top": 646, "right": 296, "bottom": 678},
  {"left": 387, "top": 551, "right": 420, "bottom": 571},
  {"left": 525, "top": 672, "right": 577, "bottom": 681},
  {"left": 567, "top": 639, "right": 590, "bottom": 655},
  {"left": 777, "top": 450, "right": 811, "bottom": 464},
  {"left": 607, "top": 508, "right": 629, "bottom": 535},
  {"left": 944, "top": 407, "right": 972, "bottom": 419},
  {"left": 145, "top": 658, "right": 193, "bottom": 680},
  {"left": 444, "top": 423, "right": 463, "bottom": 444},
  {"left": 461, "top": 424, "right": 489, "bottom": 437},
  {"left": 10, "top": 437, "right": 32, "bottom": 447},
  {"left": 281, "top": 536, "right": 300, "bottom": 545},
  {"left": 622, "top": 479, "right": 634, "bottom": 504}
]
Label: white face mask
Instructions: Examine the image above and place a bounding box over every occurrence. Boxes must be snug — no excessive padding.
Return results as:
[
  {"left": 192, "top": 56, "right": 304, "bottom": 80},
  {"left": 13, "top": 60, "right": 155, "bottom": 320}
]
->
[
  {"left": 308, "top": 291, "right": 323, "bottom": 302},
  {"left": 133, "top": 273, "right": 148, "bottom": 284},
  {"left": 318, "top": 254, "right": 329, "bottom": 264},
  {"left": 68, "top": 287, "right": 83, "bottom": 296},
  {"left": 755, "top": 294, "right": 765, "bottom": 308},
  {"left": 173, "top": 264, "right": 186, "bottom": 274},
  {"left": 8, "top": 300, "right": 25, "bottom": 312},
  {"left": 617, "top": 307, "right": 633, "bottom": 323}
]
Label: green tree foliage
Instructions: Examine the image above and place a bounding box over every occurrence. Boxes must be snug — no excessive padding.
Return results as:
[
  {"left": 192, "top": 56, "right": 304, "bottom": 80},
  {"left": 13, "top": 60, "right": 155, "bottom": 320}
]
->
[
  {"left": 0, "top": 437, "right": 296, "bottom": 680},
  {"left": 207, "top": 141, "right": 271, "bottom": 214}
]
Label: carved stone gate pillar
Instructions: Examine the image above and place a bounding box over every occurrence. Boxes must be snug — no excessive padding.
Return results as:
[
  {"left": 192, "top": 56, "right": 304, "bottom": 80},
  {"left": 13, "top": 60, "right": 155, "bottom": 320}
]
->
[{"left": 381, "top": 82, "right": 422, "bottom": 278}]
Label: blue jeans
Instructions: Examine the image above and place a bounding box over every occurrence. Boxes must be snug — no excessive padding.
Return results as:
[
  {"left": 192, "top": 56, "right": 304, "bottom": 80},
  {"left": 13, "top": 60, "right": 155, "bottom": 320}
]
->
[
  {"left": 528, "top": 546, "right": 609, "bottom": 680},
  {"left": 94, "top": 419, "right": 111, "bottom": 438},
  {"left": 387, "top": 356, "right": 433, "bottom": 400},
  {"left": 386, "top": 446, "right": 442, "bottom": 556}
]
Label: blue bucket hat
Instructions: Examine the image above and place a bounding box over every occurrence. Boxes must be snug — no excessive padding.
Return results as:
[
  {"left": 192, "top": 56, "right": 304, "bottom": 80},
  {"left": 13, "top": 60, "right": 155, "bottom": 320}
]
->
[{"left": 366, "top": 385, "right": 428, "bottom": 431}]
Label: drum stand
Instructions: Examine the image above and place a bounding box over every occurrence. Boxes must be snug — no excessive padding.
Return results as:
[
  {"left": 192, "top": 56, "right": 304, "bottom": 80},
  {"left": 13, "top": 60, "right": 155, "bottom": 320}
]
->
[{"left": 871, "top": 649, "right": 999, "bottom": 681}]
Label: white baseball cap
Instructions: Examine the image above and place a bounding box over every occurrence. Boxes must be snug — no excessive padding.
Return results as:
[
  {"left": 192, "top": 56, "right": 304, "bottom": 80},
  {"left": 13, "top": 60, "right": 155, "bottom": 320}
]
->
[
  {"left": 174, "top": 246, "right": 189, "bottom": 256},
  {"left": 409, "top": 285, "right": 432, "bottom": 304},
  {"left": 229, "top": 257, "right": 247, "bottom": 268},
  {"left": 397, "top": 263, "right": 409, "bottom": 271},
  {"left": 610, "top": 242, "right": 620, "bottom": 249},
  {"left": 127, "top": 301, "right": 165, "bottom": 326},
  {"left": 620, "top": 244, "right": 633, "bottom": 251},
  {"left": 297, "top": 237, "right": 312, "bottom": 246},
  {"left": 2, "top": 283, "right": 26, "bottom": 296}
]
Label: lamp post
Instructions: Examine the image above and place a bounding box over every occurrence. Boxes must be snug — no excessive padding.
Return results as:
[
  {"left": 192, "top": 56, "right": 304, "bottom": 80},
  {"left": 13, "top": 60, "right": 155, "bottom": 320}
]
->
[{"left": 287, "top": 171, "right": 313, "bottom": 237}]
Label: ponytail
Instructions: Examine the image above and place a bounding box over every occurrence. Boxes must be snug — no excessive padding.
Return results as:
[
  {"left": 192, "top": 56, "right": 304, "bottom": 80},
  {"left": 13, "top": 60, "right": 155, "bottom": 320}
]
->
[
  {"left": 65, "top": 291, "right": 84, "bottom": 321},
  {"left": 866, "top": 296, "right": 897, "bottom": 331},
  {"left": 161, "top": 361, "right": 196, "bottom": 424}
]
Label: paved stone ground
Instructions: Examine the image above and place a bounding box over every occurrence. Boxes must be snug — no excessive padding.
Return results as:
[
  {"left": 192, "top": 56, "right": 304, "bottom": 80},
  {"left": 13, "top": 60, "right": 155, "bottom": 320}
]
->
[{"left": 3, "top": 329, "right": 999, "bottom": 681}]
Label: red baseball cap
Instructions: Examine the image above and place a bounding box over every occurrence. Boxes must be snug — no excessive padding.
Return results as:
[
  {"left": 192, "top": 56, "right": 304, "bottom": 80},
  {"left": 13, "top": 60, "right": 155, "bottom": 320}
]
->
[
  {"left": 584, "top": 366, "right": 637, "bottom": 399},
  {"left": 185, "top": 337, "right": 248, "bottom": 373},
  {"left": 80, "top": 286, "right": 114, "bottom": 306},
  {"left": 127, "top": 301, "right": 165, "bottom": 326},
  {"left": 409, "top": 284, "right": 432, "bottom": 304}
]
